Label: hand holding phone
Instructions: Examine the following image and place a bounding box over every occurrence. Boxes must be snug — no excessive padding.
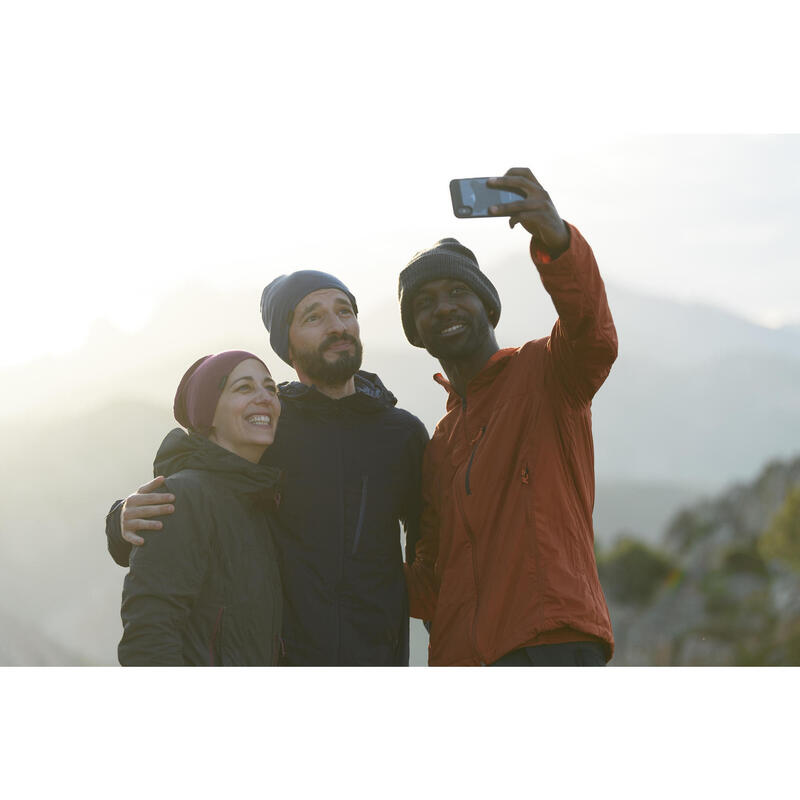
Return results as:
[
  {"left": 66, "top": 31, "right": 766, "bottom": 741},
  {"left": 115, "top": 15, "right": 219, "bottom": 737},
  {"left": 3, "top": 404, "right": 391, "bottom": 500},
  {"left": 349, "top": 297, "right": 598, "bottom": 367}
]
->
[
  {"left": 449, "top": 178, "right": 525, "bottom": 218},
  {"left": 452, "top": 168, "right": 570, "bottom": 257}
]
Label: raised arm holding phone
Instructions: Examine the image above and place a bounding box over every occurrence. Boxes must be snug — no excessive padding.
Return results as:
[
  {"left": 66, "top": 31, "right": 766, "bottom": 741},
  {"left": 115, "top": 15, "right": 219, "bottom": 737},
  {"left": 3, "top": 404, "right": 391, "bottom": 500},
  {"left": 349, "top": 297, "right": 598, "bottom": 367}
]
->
[{"left": 401, "top": 167, "right": 617, "bottom": 666}]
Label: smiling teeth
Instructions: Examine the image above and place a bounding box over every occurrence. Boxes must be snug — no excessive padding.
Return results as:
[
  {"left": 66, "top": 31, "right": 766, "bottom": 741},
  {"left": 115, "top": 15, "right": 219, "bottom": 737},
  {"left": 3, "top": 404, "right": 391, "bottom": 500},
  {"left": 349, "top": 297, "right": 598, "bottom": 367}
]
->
[
  {"left": 247, "top": 415, "right": 271, "bottom": 425},
  {"left": 441, "top": 324, "right": 465, "bottom": 335}
]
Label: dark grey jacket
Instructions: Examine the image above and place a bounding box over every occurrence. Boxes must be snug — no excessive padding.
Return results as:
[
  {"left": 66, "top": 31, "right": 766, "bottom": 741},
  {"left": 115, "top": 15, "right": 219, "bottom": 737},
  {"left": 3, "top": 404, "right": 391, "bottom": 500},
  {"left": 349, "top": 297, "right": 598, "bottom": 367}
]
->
[{"left": 118, "top": 429, "right": 283, "bottom": 666}]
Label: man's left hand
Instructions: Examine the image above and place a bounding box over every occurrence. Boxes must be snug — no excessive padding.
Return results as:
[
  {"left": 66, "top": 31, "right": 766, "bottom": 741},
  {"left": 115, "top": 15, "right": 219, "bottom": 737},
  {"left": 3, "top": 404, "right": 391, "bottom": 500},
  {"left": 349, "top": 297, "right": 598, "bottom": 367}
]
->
[{"left": 487, "top": 167, "right": 570, "bottom": 257}]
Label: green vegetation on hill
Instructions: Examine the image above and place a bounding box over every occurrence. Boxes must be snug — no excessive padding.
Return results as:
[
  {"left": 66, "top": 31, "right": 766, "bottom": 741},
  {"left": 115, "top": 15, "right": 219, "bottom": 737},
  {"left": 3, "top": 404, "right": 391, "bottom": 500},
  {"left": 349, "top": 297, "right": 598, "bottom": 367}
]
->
[
  {"left": 597, "top": 537, "right": 677, "bottom": 606},
  {"left": 758, "top": 487, "right": 800, "bottom": 572}
]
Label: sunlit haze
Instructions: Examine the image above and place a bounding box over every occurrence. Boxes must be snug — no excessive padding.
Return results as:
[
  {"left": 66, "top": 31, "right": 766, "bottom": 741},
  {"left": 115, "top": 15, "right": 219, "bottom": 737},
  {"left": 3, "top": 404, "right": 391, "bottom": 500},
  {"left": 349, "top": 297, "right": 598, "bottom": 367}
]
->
[{"left": 2, "top": 3, "right": 799, "bottom": 373}]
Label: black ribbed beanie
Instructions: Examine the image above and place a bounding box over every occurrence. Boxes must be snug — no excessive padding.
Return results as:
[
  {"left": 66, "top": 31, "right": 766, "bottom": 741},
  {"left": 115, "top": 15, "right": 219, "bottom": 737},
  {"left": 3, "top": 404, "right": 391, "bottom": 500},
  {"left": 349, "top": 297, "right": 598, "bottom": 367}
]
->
[{"left": 398, "top": 238, "right": 501, "bottom": 346}]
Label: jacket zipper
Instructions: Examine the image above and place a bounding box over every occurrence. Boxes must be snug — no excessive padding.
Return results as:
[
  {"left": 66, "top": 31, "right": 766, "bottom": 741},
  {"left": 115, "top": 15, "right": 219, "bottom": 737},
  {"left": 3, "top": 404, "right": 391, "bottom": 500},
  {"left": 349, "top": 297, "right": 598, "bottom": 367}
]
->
[
  {"left": 454, "top": 484, "right": 483, "bottom": 664},
  {"left": 351, "top": 474, "right": 369, "bottom": 555},
  {"left": 464, "top": 426, "right": 486, "bottom": 496}
]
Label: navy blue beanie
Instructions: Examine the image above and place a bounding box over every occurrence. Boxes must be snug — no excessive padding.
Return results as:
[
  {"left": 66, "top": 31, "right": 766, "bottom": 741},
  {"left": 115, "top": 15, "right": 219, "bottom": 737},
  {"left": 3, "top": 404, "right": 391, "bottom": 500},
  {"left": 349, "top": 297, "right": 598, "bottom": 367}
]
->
[{"left": 260, "top": 270, "right": 358, "bottom": 365}]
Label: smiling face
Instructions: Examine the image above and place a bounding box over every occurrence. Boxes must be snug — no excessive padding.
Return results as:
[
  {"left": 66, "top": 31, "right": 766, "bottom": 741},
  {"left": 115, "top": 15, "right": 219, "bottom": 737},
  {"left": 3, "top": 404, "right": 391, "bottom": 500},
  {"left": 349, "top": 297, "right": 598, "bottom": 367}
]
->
[
  {"left": 410, "top": 278, "right": 496, "bottom": 360},
  {"left": 288, "top": 288, "right": 362, "bottom": 386},
  {"left": 209, "top": 358, "right": 280, "bottom": 463}
]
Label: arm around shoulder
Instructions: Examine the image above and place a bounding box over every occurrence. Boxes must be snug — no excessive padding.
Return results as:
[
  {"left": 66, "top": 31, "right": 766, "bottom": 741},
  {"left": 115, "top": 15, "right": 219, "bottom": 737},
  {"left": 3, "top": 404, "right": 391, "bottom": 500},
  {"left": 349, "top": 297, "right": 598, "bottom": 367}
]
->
[{"left": 105, "top": 500, "right": 132, "bottom": 567}]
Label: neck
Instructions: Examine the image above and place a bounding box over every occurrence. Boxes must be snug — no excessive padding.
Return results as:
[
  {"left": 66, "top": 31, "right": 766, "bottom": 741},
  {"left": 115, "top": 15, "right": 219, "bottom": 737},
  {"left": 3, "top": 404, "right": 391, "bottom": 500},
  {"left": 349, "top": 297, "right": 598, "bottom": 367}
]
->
[
  {"left": 438, "top": 337, "right": 499, "bottom": 398},
  {"left": 208, "top": 434, "right": 267, "bottom": 464},
  {"left": 294, "top": 369, "right": 357, "bottom": 400}
]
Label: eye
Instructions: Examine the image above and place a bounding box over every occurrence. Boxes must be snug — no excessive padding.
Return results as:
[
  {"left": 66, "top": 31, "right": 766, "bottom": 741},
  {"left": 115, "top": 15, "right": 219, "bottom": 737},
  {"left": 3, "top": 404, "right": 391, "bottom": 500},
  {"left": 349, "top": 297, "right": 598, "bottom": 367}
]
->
[
  {"left": 338, "top": 308, "right": 353, "bottom": 317},
  {"left": 451, "top": 286, "right": 467, "bottom": 296},
  {"left": 304, "top": 314, "right": 319, "bottom": 324},
  {"left": 236, "top": 383, "right": 253, "bottom": 392}
]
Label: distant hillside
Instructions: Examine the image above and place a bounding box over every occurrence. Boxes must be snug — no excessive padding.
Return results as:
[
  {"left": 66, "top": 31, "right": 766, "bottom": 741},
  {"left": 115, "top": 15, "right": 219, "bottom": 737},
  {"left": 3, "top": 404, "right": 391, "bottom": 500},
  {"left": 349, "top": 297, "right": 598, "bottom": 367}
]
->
[{"left": 602, "top": 455, "right": 800, "bottom": 665}]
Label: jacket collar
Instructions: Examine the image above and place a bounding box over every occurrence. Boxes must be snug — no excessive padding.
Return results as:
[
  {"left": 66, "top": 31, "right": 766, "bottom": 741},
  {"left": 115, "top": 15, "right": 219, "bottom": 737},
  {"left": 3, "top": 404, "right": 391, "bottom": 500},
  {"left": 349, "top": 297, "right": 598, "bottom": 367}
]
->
[
  {"left": 154, "top": 428, "right": 282, "bottom": 498},
  {"left": 278, "top": 369, "right": 397, "bottom": 414},
  {"left": 433, "top": 347, "right": 517, "bottom": 411}
]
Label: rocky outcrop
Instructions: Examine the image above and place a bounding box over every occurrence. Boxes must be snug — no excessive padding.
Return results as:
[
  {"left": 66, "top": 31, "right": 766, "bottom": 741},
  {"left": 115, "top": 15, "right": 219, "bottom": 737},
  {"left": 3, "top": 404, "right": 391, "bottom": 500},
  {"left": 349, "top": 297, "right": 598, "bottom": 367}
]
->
[{"left": 603, "top": 456, "right": 800, "bottom": 666}]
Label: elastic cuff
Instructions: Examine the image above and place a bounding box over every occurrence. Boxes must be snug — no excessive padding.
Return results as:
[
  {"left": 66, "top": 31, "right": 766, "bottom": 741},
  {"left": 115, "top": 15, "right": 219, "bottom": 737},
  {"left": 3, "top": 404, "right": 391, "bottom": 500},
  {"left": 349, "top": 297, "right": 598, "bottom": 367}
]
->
[{"left": 529, "top": 222, "right": 572, "bottom": 264}]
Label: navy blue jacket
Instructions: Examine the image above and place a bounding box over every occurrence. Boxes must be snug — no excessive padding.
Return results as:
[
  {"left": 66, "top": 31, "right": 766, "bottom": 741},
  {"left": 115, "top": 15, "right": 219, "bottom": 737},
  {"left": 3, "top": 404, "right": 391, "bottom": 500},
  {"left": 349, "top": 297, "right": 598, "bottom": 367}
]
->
[
  {"left": 107, "top": 370, "right": 428, "bottom": 666},
  {"left": 263, "top": 371, "right": 427, "bottom": 665}
]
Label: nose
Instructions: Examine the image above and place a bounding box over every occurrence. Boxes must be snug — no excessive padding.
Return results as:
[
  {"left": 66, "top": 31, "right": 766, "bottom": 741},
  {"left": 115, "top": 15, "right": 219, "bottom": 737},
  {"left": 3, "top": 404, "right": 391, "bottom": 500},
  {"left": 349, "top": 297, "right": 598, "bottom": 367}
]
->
[
  {"left": 253, "top": 386, "right": 277, "bottom": 407},
  {"left": 432, "top": 295, "right": 456, "bottom": 317},
  {"left": 326, "top": 311, "right": 347, "bottom": 335}
]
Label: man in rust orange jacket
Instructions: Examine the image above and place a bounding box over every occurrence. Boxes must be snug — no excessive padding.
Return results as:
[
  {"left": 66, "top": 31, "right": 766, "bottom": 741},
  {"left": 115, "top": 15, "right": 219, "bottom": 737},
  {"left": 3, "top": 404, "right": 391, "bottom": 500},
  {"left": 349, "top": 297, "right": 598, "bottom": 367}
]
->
[{"left": 399, "top": 167, "right": 617, "bottom": 666}]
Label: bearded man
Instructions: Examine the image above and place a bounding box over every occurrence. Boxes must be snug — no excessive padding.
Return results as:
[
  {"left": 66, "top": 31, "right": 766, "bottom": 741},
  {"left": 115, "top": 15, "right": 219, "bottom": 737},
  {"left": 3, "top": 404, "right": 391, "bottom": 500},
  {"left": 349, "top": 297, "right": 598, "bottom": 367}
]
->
[{"left": 106, "top": 271, "right": 428, "bottom": 666}]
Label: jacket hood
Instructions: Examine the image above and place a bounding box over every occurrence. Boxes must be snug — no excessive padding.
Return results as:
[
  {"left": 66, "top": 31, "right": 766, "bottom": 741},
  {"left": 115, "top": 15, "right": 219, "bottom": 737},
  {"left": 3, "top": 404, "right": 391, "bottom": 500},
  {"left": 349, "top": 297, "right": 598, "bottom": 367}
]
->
[
  {"left": 153, "top": 428, "right": 282, "bottom": 498},
  {"left": 278, "top": 369, "right": 398, "bottom": 414}
]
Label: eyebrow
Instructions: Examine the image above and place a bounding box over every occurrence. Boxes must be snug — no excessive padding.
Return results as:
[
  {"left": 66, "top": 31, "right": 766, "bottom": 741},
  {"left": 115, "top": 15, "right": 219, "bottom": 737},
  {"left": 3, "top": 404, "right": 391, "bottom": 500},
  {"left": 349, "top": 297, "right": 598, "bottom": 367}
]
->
[
  {"left": 297, "top": 301, "right": 322, "bottom": 317},
  {"left": 231, "top": 375, "right": 275, "bottom": 386},
  {"left": 297, "top": 297, "right": 353, "bottom": 318},
  {"left": 417, "top": 280, "right": 468, "bottom": 294}
]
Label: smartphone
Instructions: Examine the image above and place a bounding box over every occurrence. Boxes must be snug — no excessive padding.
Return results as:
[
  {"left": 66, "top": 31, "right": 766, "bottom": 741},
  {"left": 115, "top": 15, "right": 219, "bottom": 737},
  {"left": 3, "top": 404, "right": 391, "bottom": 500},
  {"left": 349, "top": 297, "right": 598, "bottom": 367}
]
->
[{"left": 449, "top": 177, "right": 525, "bottom": 218}]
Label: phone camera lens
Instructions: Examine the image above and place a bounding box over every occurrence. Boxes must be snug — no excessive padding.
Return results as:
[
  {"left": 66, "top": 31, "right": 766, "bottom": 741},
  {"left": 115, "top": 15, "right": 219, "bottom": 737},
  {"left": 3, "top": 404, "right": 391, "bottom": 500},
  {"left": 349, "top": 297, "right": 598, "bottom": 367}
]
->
[{"left": 458, "top": 206, "right": 472, "bottom": 216}]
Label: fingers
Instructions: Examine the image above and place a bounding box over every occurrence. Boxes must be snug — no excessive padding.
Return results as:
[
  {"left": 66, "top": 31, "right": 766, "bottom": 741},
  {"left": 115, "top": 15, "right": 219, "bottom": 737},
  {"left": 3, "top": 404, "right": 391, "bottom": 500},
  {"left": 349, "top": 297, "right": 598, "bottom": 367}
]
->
[
  {"left": 125, "top": 493, "right": 175, "bottom": 510},
  {"left": 137, "top": 475, "right": 167, "bottom": 494},
  {"left": 121, "top": 508, "right": 171, "bottom": 547},
  {"left": 122, "top": 528, "right": 146, "bottom": 547},
  {"left": 120, "top": 475, "right": 175, "bottom": 548},
  {"left": 488, "top": 199, "right": 539, "bottom": 216},
  {"left": 488, "top": 169, "right": 544, "bottom": 195},
  {"left": 504, "top": 167, "right": 536, "bottom": 180},
  {"left": 488, "top": 198, "right": 557, "bottom": 222},
  {"left": 123, "top": 501, "right": 175, "bottom": 518}
]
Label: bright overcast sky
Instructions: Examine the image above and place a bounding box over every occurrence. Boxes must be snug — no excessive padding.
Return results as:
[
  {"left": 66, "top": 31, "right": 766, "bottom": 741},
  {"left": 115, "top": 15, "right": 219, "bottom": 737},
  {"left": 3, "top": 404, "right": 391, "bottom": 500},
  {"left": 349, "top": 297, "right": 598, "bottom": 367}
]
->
[{"left": 1, "top": 1, "right": 799, "bottom": 367}]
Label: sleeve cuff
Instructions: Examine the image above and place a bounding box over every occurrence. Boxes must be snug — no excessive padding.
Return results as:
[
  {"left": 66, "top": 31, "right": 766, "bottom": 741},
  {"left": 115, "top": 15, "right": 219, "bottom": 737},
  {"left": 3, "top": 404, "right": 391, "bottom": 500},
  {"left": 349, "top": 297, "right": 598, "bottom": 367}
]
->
[
  {"left": 529, "top": 222, "right": 572, "bottom": 265},
  {"left": 531, "top": 241, "right": 552, "bottom": 265}
]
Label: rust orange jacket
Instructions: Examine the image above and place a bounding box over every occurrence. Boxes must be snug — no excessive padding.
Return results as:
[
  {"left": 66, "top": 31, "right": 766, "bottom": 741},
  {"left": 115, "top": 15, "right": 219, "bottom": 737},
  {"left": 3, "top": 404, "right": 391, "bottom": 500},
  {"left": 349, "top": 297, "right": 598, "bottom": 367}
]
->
[{"left": 405, "top": 224, "right": 617, "bottom": 666}]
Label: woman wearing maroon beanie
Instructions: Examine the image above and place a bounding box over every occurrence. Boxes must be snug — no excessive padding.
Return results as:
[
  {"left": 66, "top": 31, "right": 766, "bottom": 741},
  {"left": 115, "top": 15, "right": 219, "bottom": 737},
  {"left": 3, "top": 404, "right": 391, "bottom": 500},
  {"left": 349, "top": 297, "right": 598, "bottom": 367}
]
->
[{"left": 118, "top": 351, "right": 285, "bottom": 666}]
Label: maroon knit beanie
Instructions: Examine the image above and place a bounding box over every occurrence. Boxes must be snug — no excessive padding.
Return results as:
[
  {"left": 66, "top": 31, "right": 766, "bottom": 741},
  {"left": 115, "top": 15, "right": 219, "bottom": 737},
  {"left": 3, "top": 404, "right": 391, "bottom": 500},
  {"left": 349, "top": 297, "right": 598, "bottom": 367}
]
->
[{"left": 173, "top": 350, "right": 269, "bottom": 435}]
